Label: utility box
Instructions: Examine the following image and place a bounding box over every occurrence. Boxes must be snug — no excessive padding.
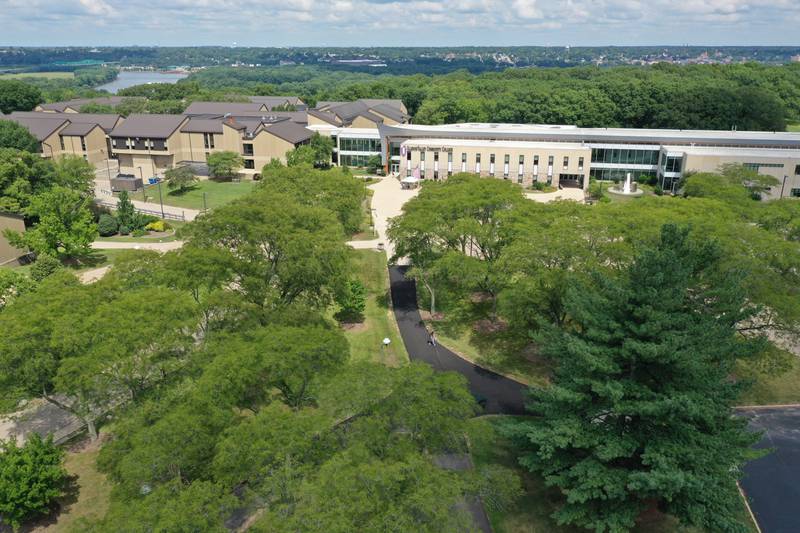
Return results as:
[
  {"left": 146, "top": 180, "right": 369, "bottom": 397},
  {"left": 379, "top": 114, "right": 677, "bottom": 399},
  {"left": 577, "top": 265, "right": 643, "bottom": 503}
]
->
[{"left": 111, "top": 174, "right": 143, "bottom": 192}]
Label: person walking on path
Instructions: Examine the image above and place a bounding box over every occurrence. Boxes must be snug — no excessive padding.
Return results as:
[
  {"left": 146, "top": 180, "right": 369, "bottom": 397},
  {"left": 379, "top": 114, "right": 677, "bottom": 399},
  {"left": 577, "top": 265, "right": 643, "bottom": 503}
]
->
[{"left": 427, "top": 328, "right": 437, "bottom": 347}]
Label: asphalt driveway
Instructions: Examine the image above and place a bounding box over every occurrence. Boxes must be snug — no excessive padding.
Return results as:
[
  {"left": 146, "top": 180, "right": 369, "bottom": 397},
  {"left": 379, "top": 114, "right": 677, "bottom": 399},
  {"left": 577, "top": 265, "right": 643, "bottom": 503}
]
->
[
  {"left": 389, "top": 265, "right": 527, "bottom": 415},
  {"left": 739, "top": 406, "right": 800, "bottom": 533}
]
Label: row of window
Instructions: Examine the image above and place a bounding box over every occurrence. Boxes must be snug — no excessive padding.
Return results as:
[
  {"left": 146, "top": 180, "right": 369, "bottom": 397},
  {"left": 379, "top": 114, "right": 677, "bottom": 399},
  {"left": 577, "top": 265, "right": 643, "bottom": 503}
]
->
[
  {"left": 111, "top": 138, "right": 167, "bottom": 151},
  {"left": 590, "top": 168, "right": 658, "bottom": 181},
  {"left": 204, "top": 133, "right": 215, "bottom": 150},
  {"left": 591, "top": 148, "right": 660, "bottom": 166},
  {"left": 409, "top": 152, "right": 584, "bottom": 172},
  {"left": 339, "top": 138, "right": 381, "bottom": 153},
  {"left": 661, "top": 156, "right": 683, "bottom": 173},
  {"left": 339, "top": 154, "right": 374, "bottom": 167}
]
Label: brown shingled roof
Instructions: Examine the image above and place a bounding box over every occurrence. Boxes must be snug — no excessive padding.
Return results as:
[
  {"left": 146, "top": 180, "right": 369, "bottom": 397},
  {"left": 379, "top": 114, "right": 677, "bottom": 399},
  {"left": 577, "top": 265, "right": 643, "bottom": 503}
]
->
[
  {"left": 261, "top": 121, "right": 313, "bottom": 145},
  {"left": 3, "top": 115, "right": 68, "bottom": 141},
  {"left": 110, "top": 114, "right": 187, "bottom": 138}
]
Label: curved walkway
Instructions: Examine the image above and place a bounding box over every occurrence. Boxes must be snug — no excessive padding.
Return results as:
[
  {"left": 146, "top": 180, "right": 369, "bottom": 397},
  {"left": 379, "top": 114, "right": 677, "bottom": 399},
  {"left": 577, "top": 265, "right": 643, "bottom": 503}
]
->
[{"left": 389, "top": 265, "right": 526, "bottom": 415}]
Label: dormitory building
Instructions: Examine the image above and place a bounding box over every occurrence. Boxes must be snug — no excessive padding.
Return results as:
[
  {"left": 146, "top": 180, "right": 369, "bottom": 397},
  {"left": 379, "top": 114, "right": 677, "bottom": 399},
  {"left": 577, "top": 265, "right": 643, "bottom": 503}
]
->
[{"left": 2, "top": 96, "right": 800, "bottom": 199}]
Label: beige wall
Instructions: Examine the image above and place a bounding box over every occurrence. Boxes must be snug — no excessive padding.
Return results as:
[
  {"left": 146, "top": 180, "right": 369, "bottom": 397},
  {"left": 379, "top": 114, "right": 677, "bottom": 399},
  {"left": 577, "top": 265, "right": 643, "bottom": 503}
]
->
[
  {"left": 308, "top": 114, "right": 337, "bottom": 127},
  {"left": 59, "top": 125, "right": 108, "bottom": 164},
  {"left": 371, "top": 110, "right": 400, "bottom": 126},
  {"left": 683, "top": 153, "right": 800, "bottom": 199},
  {"left": 246, "top": 130, "right": 296, "bottom": 174},
  {"left": 403, "top": 143, "right": 591, "bottom": 189},
  {"left": 349, "top": 116, "right": 381, "bottom": 129},
  {"left": 0, "top": 213, "right": 26, "bottom": 265}
]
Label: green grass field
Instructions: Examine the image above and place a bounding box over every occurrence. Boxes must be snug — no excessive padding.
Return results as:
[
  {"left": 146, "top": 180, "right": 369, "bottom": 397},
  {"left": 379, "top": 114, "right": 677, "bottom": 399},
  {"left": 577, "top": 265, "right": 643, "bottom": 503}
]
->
[
  {"left": 787, "top": 124, "right": 800, "bottom": 132},
  {"left": 468, "top": 417, "right": 758, "bottom": 533},
  {"left": 0, "top": 71, "right": 74, "bottom": 80},
  {"left": 342, "top": 249, "right": 408, "bottom": 366},
  {"left": 137, "top": 179, "right": 257, "bottom": 211}
]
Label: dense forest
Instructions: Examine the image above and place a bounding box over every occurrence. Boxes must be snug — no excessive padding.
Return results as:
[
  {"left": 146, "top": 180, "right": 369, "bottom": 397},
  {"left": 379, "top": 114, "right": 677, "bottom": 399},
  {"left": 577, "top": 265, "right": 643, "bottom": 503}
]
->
[{"left": 126, "top": 63, "right": 800, "bottom": 131}]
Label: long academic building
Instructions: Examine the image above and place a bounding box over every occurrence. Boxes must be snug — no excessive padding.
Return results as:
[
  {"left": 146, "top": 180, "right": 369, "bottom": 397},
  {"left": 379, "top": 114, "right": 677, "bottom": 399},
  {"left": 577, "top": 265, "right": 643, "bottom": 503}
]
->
[
  {"left": 4, "top": 95, "right": 800, "bottom": 199},
  {"left": 378, "top": 123, "right": 800, "bottom": 199}
]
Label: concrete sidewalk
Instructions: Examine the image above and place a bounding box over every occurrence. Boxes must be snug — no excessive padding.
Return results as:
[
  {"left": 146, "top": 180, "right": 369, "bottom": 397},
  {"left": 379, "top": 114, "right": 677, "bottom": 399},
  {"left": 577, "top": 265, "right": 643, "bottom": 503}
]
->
[
  {"left": 366, "top": 177, "right": 419, "bottom": 261},
  {"left": 93, "top": 172, "right": 201, "bottom": 222},
  {"left": 91, "top": 241, "right": 185, "bottom": 251}
]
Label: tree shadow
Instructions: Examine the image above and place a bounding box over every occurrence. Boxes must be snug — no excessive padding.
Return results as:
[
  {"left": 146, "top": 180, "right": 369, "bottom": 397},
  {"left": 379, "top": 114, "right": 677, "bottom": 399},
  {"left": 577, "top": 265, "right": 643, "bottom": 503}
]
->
[
  {"left": 165, "top": 184, "right": 200, "bottom": 197},
  {"left": 62, "top": 250, "right": 111, "bottom": 270},
  {"left": 16, "top": 475, "right": 80, "bottom": 533}
]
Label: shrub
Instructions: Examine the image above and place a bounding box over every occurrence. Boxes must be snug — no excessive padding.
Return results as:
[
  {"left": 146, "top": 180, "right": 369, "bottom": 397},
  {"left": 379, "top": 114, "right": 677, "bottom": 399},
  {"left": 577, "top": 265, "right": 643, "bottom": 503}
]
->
[
  {"left": 97, "top": 213, "right": 119, "bottom": 236},
  {"left": 0, "top": 433, "right": 67, "bottom": 530},
  {"left": 119, "top": 225, "right": 131, "bottom": 235},
  {"left": 335, "top": 279, "right": 367, "bottom": 322},
  {"left": 145, "top": 220, "right": 170, "bottom": 232},
  {"left": 531, "top": 181, "right": 547, "bottom": 191},
  {"left": 132, "top": 228, "right": 147, "bottom": 237},
  {"left": 30, "top": 254, "right": 62, "bottom": 282}
]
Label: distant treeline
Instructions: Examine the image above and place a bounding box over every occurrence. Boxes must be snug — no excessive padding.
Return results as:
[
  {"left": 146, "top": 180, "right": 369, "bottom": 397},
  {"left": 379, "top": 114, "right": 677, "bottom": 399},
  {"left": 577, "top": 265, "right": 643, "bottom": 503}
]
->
[{"left": 3, "top": 46, "right": 800, "bottom": 74}]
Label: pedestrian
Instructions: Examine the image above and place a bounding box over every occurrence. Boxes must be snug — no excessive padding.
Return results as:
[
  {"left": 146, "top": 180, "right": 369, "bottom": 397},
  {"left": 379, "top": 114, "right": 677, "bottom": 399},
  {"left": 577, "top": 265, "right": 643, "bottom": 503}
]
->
[{"left": 428, "top": 329, "right": 436, "bottom": 347}]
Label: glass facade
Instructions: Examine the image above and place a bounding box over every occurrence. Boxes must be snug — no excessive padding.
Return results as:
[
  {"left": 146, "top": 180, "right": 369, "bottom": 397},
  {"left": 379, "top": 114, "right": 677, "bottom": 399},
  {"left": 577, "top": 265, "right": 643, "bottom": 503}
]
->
[
  {"left": 744, "top": 162, "right": 784, "bottom": 171},
  {"left": 339, "top": 137, "right": 381, "bottom": 152},
  {"left": 339, "top": 154, "right": 372, "bottom": 167},
  {"left": 590, "top": 168, "right": 658, "bottom": 181},
  {"left": 662, "top": 156, "right": 683, "bottom": 173},
  {"left": 591, "top": 148, "right": 660, "bottom": 166}
]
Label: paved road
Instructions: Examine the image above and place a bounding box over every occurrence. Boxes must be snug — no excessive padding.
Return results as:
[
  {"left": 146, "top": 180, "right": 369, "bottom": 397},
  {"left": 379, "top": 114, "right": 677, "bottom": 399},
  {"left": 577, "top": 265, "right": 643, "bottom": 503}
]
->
[
  {"left": 389, "top": 265, "right": 527, "bottom": 415},
  {"left": 739, "top": 406, "right": 800, "bottom": 533}
]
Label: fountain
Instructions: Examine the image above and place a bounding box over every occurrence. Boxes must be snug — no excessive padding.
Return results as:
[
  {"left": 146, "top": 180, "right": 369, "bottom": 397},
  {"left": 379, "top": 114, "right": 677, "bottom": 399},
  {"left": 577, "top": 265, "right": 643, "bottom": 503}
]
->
[{"left": 607, "top": 172, "right": 644, "bottom": 200}]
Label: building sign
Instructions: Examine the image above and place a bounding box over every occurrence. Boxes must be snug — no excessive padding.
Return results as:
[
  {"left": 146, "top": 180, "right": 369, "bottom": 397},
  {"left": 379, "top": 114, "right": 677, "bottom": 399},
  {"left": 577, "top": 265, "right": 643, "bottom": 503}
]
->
[{"left": 407, "top": 146, "right": 453, "bottom": 153}]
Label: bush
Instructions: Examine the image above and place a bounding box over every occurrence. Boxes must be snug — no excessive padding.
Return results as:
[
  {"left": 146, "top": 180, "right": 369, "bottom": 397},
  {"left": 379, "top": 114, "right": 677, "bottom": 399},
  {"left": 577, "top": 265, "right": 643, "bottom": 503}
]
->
[
  {"left": 97, "top": 213, "right": 119, "bottom": 236},
  {"left": 0, "top": 433, "right": 67, "bottom": 530},
  {"left": 335, "top": 279, "right": 367, "bottom": 322},
  {"left": 119, "top": 225, "right": 131, "bottom": 235},
  {"left": 145, "top": 220, "right": 170, "bottom": 232},
  {"left": 531, "top": 181, "right": 547, "bottom": 191},
  {"left": 30, "top": 254, "right": 62, "bottom": 282},
  {"left": 132, "top": 229, "right": 147, "bottom": 237}
]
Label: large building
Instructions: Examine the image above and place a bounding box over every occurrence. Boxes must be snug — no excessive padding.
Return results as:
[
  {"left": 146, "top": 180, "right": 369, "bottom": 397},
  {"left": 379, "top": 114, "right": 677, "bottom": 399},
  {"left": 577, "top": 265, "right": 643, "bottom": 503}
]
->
[{"left": 378, "top": 123, "right": 800, "bottom": 199}]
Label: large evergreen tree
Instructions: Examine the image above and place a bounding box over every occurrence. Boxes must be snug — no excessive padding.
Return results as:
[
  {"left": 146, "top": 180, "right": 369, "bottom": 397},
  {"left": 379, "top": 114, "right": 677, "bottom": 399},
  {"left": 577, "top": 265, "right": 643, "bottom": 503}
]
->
[{"left": 510, "top": 224, "right": 766, "bottom": 532}]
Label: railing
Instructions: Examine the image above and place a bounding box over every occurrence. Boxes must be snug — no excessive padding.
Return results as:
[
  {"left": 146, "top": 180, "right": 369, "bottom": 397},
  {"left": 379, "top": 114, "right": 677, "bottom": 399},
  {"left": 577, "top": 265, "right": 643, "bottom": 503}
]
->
[{"left": 95, "top": 199, "right": 186, "bottom": 221}]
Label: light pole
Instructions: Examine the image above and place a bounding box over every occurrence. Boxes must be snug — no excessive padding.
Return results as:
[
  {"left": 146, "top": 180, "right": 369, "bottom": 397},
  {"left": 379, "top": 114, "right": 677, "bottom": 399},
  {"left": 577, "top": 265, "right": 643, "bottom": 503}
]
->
[
  {"left": 780, "top": 175, "right": 788, "bottom": 198},
  {"left": 137, "top": 166, "right": 146, "bottom": 201},
  {"left": 157, "top": 180, "right": 165, "bottom": 220},
  {"left": 381, "top": 337, "right": 391, "bottom": 358}
]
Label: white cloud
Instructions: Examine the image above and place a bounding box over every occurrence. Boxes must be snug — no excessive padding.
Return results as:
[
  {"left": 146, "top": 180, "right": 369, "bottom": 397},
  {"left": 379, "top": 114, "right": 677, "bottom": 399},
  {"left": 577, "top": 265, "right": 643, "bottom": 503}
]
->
[{"left": 0, "top": 0, "right": 798, "bottom": 44}]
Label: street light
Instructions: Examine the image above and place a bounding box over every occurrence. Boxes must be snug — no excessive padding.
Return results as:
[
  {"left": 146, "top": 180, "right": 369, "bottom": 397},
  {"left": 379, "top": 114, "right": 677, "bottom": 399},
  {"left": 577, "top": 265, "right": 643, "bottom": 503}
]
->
[{"left": 381, "top": 337, "right": 391, "bottom": 357}]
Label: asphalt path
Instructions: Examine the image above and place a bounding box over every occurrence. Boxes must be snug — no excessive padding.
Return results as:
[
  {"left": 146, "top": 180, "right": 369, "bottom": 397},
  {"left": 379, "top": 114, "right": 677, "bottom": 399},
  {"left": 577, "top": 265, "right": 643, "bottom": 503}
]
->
[
  {"left": 389, "top": 265, "right": 527, "bottom": 415},
  {"left": 739, "top": 406, "right": 800, "bottom": 533}
]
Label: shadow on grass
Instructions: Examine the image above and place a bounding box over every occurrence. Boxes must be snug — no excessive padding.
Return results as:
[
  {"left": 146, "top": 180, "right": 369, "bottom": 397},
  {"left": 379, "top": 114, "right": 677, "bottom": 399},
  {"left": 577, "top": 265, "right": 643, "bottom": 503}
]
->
[
  {"left": 164, "top": 184, "right": 199, "bottom": 197},
  {"left": 432, "top": 299, "right": 553, "bottom": 386},
  {"left": 17, "top": 475, "right": 80, "bottom": 533}
]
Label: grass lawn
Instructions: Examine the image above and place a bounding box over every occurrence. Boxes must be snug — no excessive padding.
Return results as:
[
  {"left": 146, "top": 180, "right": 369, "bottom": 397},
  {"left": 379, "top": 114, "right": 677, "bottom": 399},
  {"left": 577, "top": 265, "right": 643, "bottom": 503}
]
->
[
  {"left": 350, "top": 189, "right": 377, "bottom": 241},
  {"left": 787, "top": 124, "right": 800, "bottom": 132},
  {"left": 0, "top": 71, "right": 74, "bottom": 80},
  {"left": 737, "top": 355, "right": 800, "bottom": 406},
  {"left": 468, "top": 417, "right": 758, "bottom": 533},
  {"left": 341, "top": 249, "right": 407, "bottom": 366},
  {"left": 135, "top": 179, "right": 257, "bottom": 211},
  {"left": 66, "top": 249, "right": 130, "bottom": 273},
  {"left": 28, "top": 436, "right": 111, "bottom": 532},
  {"left": 421, "top": 296, "right": 551, "bottom": 386}
]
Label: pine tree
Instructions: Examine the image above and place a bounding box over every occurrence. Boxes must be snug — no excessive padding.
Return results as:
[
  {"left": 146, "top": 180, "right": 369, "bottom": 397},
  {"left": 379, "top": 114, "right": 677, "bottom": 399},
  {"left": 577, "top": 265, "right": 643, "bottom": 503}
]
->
[{"left": 511, "top": 224, "right": 765, "bottom": 532}]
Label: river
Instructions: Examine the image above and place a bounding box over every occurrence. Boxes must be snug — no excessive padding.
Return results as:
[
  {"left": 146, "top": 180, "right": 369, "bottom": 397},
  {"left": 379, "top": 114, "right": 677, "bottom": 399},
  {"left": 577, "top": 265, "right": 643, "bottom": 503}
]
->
[{"left": 96, "top": 71, "right": 189, "bottom": 94}]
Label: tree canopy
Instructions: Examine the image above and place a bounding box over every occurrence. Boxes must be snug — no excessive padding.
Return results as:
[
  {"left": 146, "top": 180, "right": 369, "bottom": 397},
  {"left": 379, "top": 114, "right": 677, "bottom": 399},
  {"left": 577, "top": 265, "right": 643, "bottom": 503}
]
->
[
  {"left": 0, "top": 120, "right": 39, "bottom": 152},
  {"left": 0, "top": 79, "right": 42, "bottom": 114}
]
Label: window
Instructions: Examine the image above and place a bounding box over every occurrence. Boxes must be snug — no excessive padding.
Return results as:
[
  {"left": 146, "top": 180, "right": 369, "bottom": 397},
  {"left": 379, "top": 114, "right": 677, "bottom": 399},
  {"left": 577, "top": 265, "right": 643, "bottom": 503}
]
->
[
  {"left": 791, "top": 188, "right": 800, "bottom": 198},
  {"left": 563, "top": 156, "right": 569, "bottom": 169},
  {"left": 80, "top": 136, "right": 86, "bottom": 151},
  {"left": 338, "top": 138, "right": 381, "bottom": 152},
  {"left": 203, "top": 133, "right": 215, "bottom": 149},
  {"left": 244, "top": 159, "right": 255, "bottom": 169},
  {"left": 745, "top": 162, "right": 784, "bottom": 171},
  {"left": 243, "top": 143, "right": 254, "bottom": 156},
  {"left": 434, "top": 152, "right": 439, "bottom": 162},
  {"left": 475, "top": 153, "right": 481, "bottom": 174},
  {"left": 578, "top": 157, "right": 584, "bottom": 171},
  {"left": 503, "top": 154, "right": 510, "bottom": 179},
  {"left": 489, "top": 154, "right": 495, "bottom": 177},
  {"left": 461, "top": 152, "right": 467, "bottom": 172},
  {"left": 547, "top": 156, "right": 554, "bottom": 177},
  {"left": 794, "top": 164, "right": 800, "bottom": 175},
  {"left": 518, "top": 155, "right": 525, "bottom": 180}
]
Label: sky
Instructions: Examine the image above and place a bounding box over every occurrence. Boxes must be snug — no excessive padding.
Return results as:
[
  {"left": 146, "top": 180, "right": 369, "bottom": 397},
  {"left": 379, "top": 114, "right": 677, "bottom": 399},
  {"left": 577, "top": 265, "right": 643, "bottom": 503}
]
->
[{"left": 1, "top": 0, "right": 799, "bottom": 47}]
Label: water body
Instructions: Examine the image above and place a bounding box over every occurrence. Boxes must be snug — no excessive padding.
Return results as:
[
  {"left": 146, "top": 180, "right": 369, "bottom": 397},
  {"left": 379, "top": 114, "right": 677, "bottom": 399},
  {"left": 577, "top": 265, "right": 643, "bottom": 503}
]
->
[{"left": 96, "top": 71, "right": 188, "bottom": 94}]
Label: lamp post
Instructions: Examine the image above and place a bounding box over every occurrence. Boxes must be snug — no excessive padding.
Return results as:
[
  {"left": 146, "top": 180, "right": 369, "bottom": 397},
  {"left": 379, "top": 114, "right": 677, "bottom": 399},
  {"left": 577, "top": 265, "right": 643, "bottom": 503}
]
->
[
  {"left": 157, "top": 180, "right": 165, "bottom": 220},
  {"left": 381, "top": 337, "right": 391, "bottom": 357},
  {"left": 780, "top": 175, "right": 788, "bottom": 198},
  {"left": 137, "top": 166, "right": 146, "bottom": 201}
]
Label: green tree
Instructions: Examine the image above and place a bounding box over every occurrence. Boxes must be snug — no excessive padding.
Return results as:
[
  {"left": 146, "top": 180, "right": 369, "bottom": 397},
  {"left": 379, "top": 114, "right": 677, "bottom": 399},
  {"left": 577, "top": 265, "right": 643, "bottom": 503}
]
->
[
  {"left": 365, "top": 154, "right": 382, "bottom": 174},
  {"left": 29, "top": 253, "right": 62, "bottom": 282},
  {"left": 0, "top": 80, "right": 42, "bottom": 114},
  {"left": 0, "top": 120, "right": 39, "bottom": 152},
  {"left": 115, "top": 190, "right": 138, "bottom": 232},
  {"left": 0, "top": 433, "right": 67, "bottom": 530},
  {"left": 187, "top": 190, "right": 350, "bottom": 309},
  {"left": 308, "top": 132, "right": 334, "bottom": 168},
  {"left": 335, "top": 279, "right": 367, "bottom": 322},
  {"left": 206, "top": 151, "right": 243, "bottom": 180},
  {"left": 51, "top": 155, "right": 95, "bottom": 197},
  {"left": 509, "top": 225, "right": 765, "bottom": 532},
  {"left": 164, "top": 165, "right": 198, "bottom": 193},
  {"left": 0, "top": 269, "right": 36, "bottom": 311},
  {"left": 285, "top": 144, "right": 316, "bottom": 167},
  {"left": 5, "top": 185, "right": 97, "bottom": 258}
]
